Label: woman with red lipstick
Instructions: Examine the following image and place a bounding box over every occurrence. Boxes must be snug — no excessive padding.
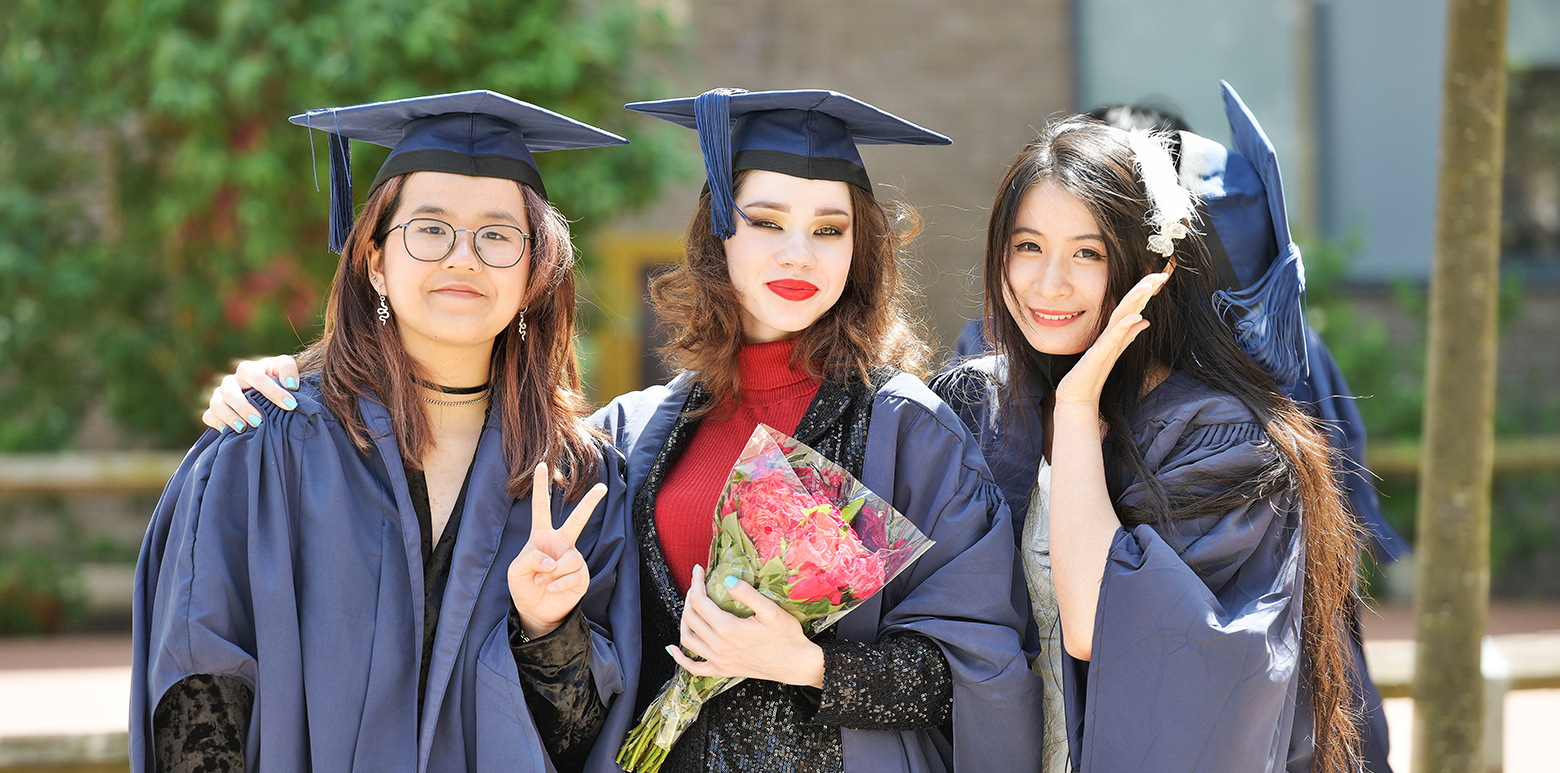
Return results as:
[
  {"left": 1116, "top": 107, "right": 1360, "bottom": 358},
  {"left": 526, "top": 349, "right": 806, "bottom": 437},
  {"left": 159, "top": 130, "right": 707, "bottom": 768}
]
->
[
  {"left": 933, "top": 104, "right": 1364, "bottom": 771},
  {"left": 133, "top": 92, "right": 639, "bottom": 772},
  {"left": 581, "top": 88, "right": 1041, "bottom": 773}
]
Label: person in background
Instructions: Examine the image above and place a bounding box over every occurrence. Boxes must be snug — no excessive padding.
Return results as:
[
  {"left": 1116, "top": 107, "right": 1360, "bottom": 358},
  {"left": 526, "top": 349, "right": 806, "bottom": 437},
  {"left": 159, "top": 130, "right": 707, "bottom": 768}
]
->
[{"left": 133, "top": 91, "right": 637, "bottom": 772}]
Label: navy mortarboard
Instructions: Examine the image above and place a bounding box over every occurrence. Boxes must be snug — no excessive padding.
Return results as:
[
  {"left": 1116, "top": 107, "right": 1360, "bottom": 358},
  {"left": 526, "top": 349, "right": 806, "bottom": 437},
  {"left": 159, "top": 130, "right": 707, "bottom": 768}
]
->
[
  {"left": 290, "top": 90, "right": 628, "bottom": 252},
  {"left": 626, "top": 88, "right": 951, "bottom": 239},
  {"left": 1176, "top": 81, "right": 1308, "bottom": 388}
]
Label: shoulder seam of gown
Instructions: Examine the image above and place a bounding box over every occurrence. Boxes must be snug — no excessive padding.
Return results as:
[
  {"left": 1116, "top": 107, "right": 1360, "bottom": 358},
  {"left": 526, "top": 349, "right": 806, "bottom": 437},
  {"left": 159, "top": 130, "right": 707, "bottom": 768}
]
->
[{"left": 875, "top": 382, "right": 980, "bottom": 452}]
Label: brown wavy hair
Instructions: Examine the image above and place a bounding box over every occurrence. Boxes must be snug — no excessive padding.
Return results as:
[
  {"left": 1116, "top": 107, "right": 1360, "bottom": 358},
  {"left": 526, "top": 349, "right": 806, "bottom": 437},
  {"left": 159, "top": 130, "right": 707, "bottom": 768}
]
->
[
  {"left": 297, "top": 173, "right": 601, "bottom": 499},
  {"left": 984, "top": 118, "right": 1364, "bottom": 772},
  {"left": 649, "top": 172, "right": 930, "bottom": 412}
]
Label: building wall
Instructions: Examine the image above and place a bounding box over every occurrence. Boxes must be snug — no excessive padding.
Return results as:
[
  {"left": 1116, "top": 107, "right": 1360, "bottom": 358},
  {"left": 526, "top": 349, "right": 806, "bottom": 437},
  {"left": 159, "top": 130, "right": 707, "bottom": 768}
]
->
[
  {"left": 608, "top": 0, "right": 1077, "bottom": 377},
  {"left": 1076, "top": 0, "right": 1316, "bottom": 233}
]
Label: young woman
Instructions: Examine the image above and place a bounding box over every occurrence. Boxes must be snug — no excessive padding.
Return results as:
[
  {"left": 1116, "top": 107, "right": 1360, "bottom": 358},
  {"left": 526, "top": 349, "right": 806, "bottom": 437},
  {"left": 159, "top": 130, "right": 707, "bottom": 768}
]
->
[
  {"left": 133, "top": 91, "right": 637, "bottom": 773},
  {"left": 203, "top": 88, "right": 1044, "bottom": 773},
  {"left": 932, "top": 113, "right": 1364, "bottom": 772}
]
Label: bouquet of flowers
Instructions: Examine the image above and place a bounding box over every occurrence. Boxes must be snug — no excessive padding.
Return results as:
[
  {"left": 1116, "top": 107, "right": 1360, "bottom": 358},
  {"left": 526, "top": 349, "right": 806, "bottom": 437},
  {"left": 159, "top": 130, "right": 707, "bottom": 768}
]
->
[{"left": 616, "top": 424, "right": 935, "bottom": 772}]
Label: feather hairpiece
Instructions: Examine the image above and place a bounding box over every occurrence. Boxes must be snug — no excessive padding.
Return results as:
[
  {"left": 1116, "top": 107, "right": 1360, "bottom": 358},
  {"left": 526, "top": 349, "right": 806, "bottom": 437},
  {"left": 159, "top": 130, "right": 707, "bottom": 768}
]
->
[{"left": 1127, "top": 129, "right": 1197, "bottom": 257}]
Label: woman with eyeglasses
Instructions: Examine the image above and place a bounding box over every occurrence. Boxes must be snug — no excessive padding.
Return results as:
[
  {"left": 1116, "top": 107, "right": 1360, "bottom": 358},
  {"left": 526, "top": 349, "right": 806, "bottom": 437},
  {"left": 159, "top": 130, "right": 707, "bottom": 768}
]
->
[{"left": 132, "top": 91, "right": 638, "bottom": 773}]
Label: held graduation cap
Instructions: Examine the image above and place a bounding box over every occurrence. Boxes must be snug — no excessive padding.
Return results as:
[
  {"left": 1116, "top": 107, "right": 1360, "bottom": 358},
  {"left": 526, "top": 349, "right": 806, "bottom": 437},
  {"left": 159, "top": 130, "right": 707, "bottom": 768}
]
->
[
  {"left": 1175, "top": 81, "right": 1308, "bottom": 387},
  {"left": 290, "top": 90, "right": 629, "bottom": 253},
  {"left": 626, "top": 88, "right": 951, "bottom": 239}
]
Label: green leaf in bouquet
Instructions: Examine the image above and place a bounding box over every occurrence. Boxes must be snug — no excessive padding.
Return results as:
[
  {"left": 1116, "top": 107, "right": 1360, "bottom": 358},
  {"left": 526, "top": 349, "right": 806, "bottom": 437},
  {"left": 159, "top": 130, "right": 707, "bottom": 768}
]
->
[
  {"left": 839, "top": 497, "right": 865, "bottom": 523},
  {"left": 790, "top": 597, "right": 841, "bottom": 618},
  {"left": 754, "top": 555, "right": 796, "bottom": 612},
  {"left": 703, "top": 578, "right": 747, "bottom": 618}
]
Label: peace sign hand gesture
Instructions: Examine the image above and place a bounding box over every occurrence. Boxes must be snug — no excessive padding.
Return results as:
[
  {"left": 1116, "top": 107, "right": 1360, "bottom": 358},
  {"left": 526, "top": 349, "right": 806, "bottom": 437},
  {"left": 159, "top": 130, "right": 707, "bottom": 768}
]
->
[
  {"left": 1053, "top": 272, "right": 1170, "bottom": 407},
  {"left": 507, "top": 462, "right": 608, "bottom": 640}
]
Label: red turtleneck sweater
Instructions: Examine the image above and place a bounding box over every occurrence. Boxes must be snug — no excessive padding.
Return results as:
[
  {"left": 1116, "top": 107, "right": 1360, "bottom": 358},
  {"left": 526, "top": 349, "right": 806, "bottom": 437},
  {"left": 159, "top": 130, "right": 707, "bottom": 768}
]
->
[{"left": 655, "top": 339, "right": 821, "bottom": 594}]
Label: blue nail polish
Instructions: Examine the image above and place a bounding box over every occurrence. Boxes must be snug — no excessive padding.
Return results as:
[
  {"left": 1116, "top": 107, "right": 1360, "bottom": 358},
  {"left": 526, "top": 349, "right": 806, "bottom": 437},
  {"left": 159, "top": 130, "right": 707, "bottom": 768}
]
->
[
  {"left": 285, "top": 377, "right": 299, "bottom": 390},
  {"left": 231, "top": 421, "right": 245, "bottom": 432},
  {"left": 247, "top": 413, "right": 263, "bottom": 427},
  {"left": 282, "top": 395, "right": 298, "bottom": 410},
  {"left": 723, "top": 575, "right": 739, "bottom": 589}
]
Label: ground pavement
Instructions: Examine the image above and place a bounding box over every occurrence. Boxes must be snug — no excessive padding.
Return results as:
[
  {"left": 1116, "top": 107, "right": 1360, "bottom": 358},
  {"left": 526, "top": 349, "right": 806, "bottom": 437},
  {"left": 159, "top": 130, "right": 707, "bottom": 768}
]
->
[{"left": 2, "top": 603, "right": 1558, "bottom": 771}]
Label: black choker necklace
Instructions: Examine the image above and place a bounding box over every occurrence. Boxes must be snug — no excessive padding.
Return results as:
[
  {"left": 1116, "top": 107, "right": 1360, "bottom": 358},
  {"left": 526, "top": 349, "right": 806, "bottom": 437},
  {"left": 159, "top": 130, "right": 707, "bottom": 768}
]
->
[
  {"left": 413, "top": 376, "right": 490, "bottom": 395},
  {"left": 1023, "top": 344, "right": 1084, "bottom": 390}
]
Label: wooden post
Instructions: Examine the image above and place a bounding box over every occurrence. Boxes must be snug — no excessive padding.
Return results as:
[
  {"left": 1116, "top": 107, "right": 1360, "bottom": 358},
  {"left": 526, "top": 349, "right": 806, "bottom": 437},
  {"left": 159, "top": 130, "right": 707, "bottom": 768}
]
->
[{"left": 1412, "top": 0, "right": 1508, "bottom": 771}]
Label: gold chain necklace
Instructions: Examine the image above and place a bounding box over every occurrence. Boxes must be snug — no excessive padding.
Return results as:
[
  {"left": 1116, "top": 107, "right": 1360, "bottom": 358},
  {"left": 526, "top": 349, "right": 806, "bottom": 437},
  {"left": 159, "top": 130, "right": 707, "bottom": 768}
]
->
[{"left": 421, "top": 391, "right": 490, "bottom": 407}]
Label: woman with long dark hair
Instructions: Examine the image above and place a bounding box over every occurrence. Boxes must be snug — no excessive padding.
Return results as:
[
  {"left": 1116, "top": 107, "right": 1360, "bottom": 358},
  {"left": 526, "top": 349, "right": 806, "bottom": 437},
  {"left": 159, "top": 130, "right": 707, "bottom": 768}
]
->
[
  {"left": 133, "top": 92, "right": 637, "bottom": 772},
  {"left": 933, "top": 107, "right": 1363, "bottom": 771}
]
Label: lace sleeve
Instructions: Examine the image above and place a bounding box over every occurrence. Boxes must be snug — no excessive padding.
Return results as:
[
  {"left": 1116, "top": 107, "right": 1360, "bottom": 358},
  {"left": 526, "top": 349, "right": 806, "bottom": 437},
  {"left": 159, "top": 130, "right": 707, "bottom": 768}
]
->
[
  {"left": 510, "top": 604, "right": 606, "bottom": 770},
  {"left": 810, "top": 633, "right": 952, "bottom": 731},
  {"left": 152, "top": 674, "right": 253, "bottom": 773}
]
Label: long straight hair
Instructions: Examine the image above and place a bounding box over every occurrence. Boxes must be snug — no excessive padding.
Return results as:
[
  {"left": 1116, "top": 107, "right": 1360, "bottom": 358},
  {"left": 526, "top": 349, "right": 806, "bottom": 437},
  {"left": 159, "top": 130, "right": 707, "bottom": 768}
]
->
[
  {"left": 984, "top": 118, "right": 1363, "bottom": 772},
  {"left": 298, "top": 173, "right": 601, "bottom": 499},
  {"left": 649, "top": 172, "right": 930, "bottom": 412}
]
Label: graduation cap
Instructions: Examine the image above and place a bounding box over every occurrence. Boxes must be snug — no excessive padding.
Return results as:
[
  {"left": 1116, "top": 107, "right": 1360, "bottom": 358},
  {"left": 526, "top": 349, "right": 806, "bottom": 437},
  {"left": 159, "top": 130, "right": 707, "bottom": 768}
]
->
[
  {"left": 626, "top": 88, "right": 951, "bottom": 239},
  {"left": 1175, "top": 81, "right": 1308, "bottom": 388},
  {"left": 290, "top": 90, "right": 628, "bottom": 253}
]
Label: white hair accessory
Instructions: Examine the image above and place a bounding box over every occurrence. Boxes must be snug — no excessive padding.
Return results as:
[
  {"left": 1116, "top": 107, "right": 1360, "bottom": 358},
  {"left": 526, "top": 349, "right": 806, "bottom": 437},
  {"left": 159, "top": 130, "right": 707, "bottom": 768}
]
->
[{"left": 1127, "top": 129, "right": 1197, "bottom": 257}]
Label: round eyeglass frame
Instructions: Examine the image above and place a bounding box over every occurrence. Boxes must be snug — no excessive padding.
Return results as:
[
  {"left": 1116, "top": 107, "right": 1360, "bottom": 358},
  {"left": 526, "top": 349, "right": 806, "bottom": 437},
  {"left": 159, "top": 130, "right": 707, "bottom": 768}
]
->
[{"left": 388, "top": 217, "right": 532, "bottom": 269}]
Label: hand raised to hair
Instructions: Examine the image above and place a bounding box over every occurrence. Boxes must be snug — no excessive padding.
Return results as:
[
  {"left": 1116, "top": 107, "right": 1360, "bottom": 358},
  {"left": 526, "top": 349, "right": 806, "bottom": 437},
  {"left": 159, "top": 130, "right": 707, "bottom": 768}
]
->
[
  {"left": 1052, "top": 272, "right": 1169, "bottom": 406},
  {"left": 507, "top": 462, "right": 608, "bottom": 639}
]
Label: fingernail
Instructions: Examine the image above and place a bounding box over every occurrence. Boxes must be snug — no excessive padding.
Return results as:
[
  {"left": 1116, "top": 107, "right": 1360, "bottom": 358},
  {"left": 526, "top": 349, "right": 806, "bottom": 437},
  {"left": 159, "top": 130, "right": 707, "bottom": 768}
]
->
[
  {"left": 665, "top": 645, "right": 680, "bottom": 657},
  {"left": 231, "top": 421, "right": 245, "bottom": 432},
  {"left": 723, "top": 575, "right": 739, "bottom": 589},
  {"left": 282, "top": 396, "right": 298, "bottom": 410},
  {"left": 285, "top": 377, "right": 298, "bottom": 390}
]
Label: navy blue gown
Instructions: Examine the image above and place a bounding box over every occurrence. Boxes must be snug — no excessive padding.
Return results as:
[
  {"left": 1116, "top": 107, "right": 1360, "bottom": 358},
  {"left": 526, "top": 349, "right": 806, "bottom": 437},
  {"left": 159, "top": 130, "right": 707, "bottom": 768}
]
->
[
  {"left": 131, "top": 381, "right": 638, "bottom": 772},
  {"left": 934, "top": 356, "right": 1346, "bottom": 772}
]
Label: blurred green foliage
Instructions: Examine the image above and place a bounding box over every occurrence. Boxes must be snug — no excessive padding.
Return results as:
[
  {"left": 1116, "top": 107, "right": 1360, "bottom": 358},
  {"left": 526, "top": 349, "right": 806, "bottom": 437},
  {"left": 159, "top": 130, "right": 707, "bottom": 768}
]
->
[
  {"left": 0, "top": 0, "right": 686, "bottom": 451},
  {"left": 0, "top": 543, "right": 84, "bottom": 634},
  {"left": 1302, "top": 234, "right": 1529, "bottom": 441},
  {"left": 1303, "top": 236, "right": 1560, "bottom": 596}
]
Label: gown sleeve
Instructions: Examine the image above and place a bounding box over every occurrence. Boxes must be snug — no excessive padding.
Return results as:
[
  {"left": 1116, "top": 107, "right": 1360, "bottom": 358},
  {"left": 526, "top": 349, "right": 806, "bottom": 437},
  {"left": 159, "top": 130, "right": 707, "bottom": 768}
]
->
[
  {"left": 1066, "top": 414, "right": 1307, "bottom": 773},
  {"left": 837, "top": 378, "right": 1045, "bottom": 773},
  {"left": 132, "top": 411, "right": 298, "bottom": 772}
]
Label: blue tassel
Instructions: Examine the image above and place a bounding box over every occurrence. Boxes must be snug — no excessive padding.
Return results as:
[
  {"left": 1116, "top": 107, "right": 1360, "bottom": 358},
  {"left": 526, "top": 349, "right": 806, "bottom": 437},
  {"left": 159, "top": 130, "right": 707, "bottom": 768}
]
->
[
  {"left": 1212, "top": 242, "right": 1309, "bottom": 387},
  {"left": 694, "top": 88, "right": 745, "bottom": 240},
  {"left": 327, "top": 129, "right": 353, "bottom": 254}
]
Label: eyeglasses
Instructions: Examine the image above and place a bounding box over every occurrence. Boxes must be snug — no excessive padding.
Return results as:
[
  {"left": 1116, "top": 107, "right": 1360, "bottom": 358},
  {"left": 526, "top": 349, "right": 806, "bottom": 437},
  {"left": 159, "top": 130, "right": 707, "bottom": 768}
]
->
[{"left": 388, "top": 218, "right": 531, "bottom": 268}]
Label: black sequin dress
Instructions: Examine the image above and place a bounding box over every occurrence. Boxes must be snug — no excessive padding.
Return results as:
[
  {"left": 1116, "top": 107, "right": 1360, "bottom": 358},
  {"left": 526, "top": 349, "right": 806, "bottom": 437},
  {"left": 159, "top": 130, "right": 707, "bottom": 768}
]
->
[{"left": 629, "top": 371, "right": 954, "bottom": 773}]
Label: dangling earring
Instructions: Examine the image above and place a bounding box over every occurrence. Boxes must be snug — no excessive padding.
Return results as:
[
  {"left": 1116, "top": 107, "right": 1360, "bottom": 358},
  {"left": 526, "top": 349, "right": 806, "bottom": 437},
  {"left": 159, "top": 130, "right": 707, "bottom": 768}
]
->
[
  {"left": 517, "top": 307, "right": 527, "bottom": 341},
  {"left": 377, "top": 294, "right": 390, "bottom": 325}
]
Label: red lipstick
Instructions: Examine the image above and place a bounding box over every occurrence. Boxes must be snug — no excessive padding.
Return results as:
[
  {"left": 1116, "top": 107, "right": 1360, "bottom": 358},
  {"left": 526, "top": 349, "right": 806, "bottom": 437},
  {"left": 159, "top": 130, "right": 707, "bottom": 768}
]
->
[{"left": 767, "top": 279, "right": 819, "bottom": 301}]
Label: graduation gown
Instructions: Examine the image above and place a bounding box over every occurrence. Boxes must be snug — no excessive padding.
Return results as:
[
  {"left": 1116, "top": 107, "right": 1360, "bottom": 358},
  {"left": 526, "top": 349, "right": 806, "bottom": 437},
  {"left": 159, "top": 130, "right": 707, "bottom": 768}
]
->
[
  {"left": 589, "top": 371, "right": 1044, "bottom": 773},
  {"left": 130, "top": 382, "right": 638, "bottom": 772},
  {"left": 934, "top": 356, "right": 1325, "bottom": 773}
]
